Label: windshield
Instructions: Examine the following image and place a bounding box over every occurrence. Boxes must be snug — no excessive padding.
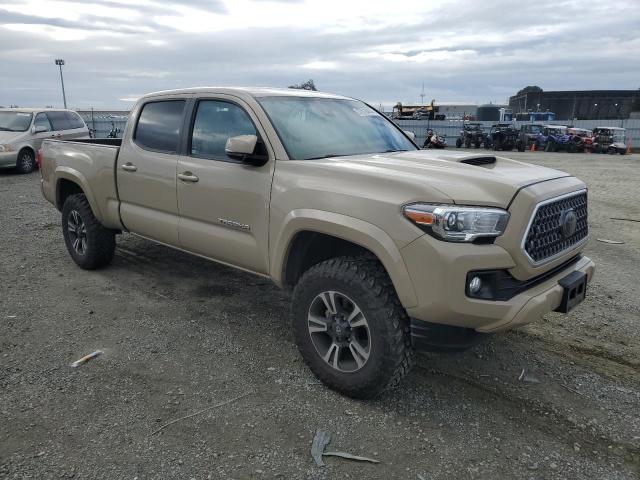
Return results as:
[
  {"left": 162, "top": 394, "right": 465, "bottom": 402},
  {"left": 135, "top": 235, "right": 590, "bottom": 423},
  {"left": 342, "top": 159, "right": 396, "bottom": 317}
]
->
[
  {"left": 529, "top": 125, "right": 543, "bottom": 134},
  {"left": 0, "top": 112, "right": 33, "bottom": 132},
  {"left": 612, "top": 131, "right": 626, "bottom": 142},
  {"left": 257, "top": 97, "right": 417, "bottom": 160}
]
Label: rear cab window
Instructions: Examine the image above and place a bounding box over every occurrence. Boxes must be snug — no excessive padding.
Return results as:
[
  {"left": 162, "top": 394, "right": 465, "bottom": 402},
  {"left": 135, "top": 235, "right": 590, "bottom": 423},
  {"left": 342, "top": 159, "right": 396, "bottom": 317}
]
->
[{"left": 134, "top": 100, "right": 186, "bottom": 153}]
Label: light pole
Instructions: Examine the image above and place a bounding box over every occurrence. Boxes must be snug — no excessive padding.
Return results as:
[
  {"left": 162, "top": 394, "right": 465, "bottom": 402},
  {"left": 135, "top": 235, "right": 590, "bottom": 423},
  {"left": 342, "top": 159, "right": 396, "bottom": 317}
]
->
[{"left": 55, "top": 59, "right": 67, "bottom": 108}]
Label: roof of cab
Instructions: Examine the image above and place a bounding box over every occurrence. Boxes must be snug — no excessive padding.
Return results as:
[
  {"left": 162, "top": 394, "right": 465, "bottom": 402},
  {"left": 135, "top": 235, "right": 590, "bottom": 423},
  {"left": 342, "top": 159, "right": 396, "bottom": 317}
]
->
[{"left": 141, "top": 86, "right": 351, "bottom": 101}]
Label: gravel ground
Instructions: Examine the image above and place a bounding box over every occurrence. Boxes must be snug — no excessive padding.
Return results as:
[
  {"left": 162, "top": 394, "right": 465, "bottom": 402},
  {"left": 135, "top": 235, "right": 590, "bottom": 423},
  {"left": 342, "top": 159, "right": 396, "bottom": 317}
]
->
[{"left": 1, "top": 151, "right": 639, "bottom": 479}]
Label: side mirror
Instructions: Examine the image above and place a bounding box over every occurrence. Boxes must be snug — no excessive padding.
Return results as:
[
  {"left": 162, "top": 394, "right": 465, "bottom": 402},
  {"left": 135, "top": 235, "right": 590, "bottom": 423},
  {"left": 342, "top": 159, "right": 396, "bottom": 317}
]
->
[
  {"left": 225, "top": 135, "right": 268, "bottom": 166},
  {"left": 33, "top": 125, "right": 48, "bottom": 134},
  {"left": 403, "top": 130, "right": 416, "bottom": 141}
]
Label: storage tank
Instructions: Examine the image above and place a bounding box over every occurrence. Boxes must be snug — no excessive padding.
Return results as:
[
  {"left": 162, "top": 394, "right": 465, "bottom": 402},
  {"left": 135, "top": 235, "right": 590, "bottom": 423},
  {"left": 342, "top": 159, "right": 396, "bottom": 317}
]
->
[{"left": 477, "top": 104, "right": 500, "bottom": 121}]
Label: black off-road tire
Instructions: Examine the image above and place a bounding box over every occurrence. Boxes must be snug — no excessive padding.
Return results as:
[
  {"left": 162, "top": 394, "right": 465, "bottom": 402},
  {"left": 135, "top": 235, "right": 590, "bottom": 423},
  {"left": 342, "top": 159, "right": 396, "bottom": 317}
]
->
[
  {"left": 455, "top": 138, "right": 462, "bottom": 148},
  {"left": 62, "top": 193, "right": 116, "bottom": 270},
  {"left": 291, "top": 256, "right": 413, "bottom": 399},
  {"left": 15, "top": 148, "right": 36, "bottom": 174}
]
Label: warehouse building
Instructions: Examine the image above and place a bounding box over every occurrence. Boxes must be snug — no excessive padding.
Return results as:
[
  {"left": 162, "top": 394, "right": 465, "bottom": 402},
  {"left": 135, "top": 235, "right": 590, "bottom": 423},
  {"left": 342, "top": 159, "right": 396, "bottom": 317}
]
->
[{"left": 508, "top": 88, "right": 640, "bottom": 120}]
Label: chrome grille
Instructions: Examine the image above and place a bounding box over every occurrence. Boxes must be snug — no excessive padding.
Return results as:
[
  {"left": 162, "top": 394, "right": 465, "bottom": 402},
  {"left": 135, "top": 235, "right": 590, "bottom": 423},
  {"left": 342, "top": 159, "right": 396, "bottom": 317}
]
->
[{"left": 523, "top": 191, "right": 588, "bottom": 264}]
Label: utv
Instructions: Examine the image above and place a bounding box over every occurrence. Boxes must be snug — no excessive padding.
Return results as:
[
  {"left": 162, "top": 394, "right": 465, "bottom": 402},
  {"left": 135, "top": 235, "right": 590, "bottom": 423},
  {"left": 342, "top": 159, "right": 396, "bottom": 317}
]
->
[
  {"left": 516, "top": 124, "right": 545, "bottom": 152},
  {"left": 535, "top": 126, "right": 572, "bottom": 152},
  {"left": 566, "top": 128, "right": 595, "bottom": 153},
  {"left": 592, "top": 127, "right": 627, "bottom": 154},
  {"left": 455, "top": 123, "right": 485, "bottom": 148},
  {"left": 485, "top": 123, "right": 518, "bottom": 151}
]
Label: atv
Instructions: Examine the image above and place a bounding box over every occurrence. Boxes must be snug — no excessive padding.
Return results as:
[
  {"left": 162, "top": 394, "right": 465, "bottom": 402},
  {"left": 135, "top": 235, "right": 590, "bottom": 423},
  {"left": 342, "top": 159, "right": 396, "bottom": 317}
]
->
[
  {"left": 592, "top": 127, "right": 628, "bottom": 154},
  {"left": 485, "top": 123, "right": 518, "bottom": 151},
  {"left": 455, "top": 123, "right": 485, "bottom": 149},
  {"left": 516, "top": 124, "right": 544, "bottom": 152}
]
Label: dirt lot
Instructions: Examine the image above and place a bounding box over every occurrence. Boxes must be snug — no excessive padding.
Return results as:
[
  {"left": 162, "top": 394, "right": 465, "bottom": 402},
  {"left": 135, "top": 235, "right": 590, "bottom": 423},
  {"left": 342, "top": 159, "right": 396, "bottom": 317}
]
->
[{"left": 1, "top": 151, "right": 639, "bottom": 479}]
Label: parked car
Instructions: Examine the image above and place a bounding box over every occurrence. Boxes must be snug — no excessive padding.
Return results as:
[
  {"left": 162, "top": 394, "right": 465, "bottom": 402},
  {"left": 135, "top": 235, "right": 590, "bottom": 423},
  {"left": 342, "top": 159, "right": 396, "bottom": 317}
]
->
[
  {"left": 456, "top": 123, "right": 485, "bottom": 148},
  {"left": 566, "top": 127, "right": 595, "bottom": 153},
  {"left": 592, "top": 127, "right": 627, "bottom": 154},
  {"left": 0, "top": 108, "right": 88, "bottom": 173},
  {"left": 40, "top": 87, "right": 595, "bottom": 398},
  {"left": 516, "top": 124, "right": 545, "bottom": 152},
  {"left": 485, "top": 123, "right": 518, "bottom": 151}
]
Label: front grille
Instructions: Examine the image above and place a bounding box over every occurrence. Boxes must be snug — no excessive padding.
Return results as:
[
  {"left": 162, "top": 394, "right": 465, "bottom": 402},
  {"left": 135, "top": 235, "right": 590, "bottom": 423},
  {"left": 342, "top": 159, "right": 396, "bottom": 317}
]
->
[{"left": 523, "top": 191, "right": 588, "bottom": 264}]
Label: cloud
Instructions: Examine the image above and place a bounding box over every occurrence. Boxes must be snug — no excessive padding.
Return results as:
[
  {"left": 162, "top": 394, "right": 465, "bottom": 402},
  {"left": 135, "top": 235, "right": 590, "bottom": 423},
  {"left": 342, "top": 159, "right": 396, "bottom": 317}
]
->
[{"left": 0, "top": 0, "right": 639, "bottom": 109}]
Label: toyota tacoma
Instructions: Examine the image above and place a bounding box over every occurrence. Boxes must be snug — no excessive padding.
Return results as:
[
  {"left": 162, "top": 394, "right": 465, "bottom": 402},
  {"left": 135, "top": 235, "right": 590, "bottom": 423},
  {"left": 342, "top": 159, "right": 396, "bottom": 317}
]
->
[{"left": 40, "top": 87, "right": 595, "bottom": 398}]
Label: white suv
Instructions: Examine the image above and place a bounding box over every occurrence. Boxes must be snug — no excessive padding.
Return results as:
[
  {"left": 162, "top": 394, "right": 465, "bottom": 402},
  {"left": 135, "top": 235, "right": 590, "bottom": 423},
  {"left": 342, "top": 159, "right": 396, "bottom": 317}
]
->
[{"left": 0, "top": 108, "right": 89, "bottom": 173}]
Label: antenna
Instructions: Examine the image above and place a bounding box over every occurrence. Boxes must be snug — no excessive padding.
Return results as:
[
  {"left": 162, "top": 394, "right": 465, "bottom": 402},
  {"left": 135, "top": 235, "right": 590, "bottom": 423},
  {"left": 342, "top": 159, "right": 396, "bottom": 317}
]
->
[{"left": 420, "top": 83, "right": 425, "bottom": 105}]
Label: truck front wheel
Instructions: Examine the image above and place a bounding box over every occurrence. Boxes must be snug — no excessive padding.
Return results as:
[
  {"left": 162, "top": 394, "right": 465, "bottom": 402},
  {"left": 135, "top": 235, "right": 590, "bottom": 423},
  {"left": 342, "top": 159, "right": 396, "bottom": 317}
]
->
[
  {"left": 291, "top": 256, "right": 413, "bottom": 399},
  {"left": 62, "top": 194, "right": 116, "bottom": 270}
]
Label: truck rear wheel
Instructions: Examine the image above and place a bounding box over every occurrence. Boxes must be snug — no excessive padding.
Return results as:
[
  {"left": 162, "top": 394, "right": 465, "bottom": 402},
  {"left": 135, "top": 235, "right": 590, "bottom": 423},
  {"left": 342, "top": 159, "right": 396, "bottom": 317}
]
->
[
  {"left": 291, "top": 256, "right": 413, "bottom": 399},
  {"left": 62, "top": 194, "right": 116, "bottom": 270}
]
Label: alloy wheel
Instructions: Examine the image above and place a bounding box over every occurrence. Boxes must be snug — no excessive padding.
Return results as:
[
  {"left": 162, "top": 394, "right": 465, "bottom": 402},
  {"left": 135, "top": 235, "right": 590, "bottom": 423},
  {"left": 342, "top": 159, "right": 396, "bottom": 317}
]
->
[
  {"left": 307, "top": 290, "right": 371, "bottom": 372},
  {"left": 67, "top": 210, "right": 88, "bottom": 255}
]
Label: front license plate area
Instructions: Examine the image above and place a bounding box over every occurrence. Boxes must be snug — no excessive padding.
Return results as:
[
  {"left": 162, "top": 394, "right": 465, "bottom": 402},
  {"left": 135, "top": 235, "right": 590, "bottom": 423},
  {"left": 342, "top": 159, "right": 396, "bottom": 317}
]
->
[{"left": 555, "top": 271, "right": 587, "bottom": 313}]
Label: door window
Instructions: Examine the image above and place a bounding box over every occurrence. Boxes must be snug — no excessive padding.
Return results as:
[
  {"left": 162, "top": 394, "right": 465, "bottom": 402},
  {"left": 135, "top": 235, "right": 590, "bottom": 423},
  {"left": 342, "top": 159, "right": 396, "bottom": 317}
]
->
[
  {"left": 134, "top": 100, "right": 186, "bottom": 153},
  {"left": 46, "top": 111, "right": 73, "bottom": 131},
  {"left": 65, "top": 111, "right": 86, "bottom": 129},
  {"left": 34, "top": 113, "right": 53, "bottom": 132},
  {"left": 190, "top": 100, "right": 257, "bottom": 160}
]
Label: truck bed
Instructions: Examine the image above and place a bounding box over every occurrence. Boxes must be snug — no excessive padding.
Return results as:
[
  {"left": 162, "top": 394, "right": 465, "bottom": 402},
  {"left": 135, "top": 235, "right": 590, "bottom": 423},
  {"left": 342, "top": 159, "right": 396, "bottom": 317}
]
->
[{"left": 40, "top": 138, "right": 123, "bottom": 230}]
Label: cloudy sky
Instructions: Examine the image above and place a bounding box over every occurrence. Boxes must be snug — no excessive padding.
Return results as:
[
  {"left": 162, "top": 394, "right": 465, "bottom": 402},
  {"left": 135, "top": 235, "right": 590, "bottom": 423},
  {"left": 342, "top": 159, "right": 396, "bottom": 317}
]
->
[{"left": 1, "top": 0, "right": 639, "bottom": 110}]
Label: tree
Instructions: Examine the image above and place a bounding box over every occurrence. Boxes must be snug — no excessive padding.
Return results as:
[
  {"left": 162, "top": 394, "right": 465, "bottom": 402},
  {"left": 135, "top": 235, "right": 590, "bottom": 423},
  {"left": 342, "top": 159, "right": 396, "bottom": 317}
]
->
[
  {"left": 289, "top": 79, "right": 317, "bottom": 91},
  {"left": 516, "top": 86, "right": 543, "bottom": 96}
]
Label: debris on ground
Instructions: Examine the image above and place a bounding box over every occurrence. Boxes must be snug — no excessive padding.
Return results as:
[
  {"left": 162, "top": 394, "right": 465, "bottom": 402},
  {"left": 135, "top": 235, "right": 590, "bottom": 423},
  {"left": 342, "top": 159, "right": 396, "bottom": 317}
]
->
[
  {"left": 311, "top": 430, "right": 331, "bottom": 466},
  {"left": 518, "top": 369, "right": 540, "bottom": 384},
  {"left": 596, "top": 238, "right": 625, "bottom": 244},
  {"left": 311, "top": 430, "right": 380, "bottom": 466},
  {"left": 323, "top": 451, "right": 379, "bottom": 464},
  {"left": 150, "top": 391, "right": 252, "bottom": 436},
  {"left": 70, "top": 350, "right": 103, "bottom": 368},
  {"left": 610, "top": 217, "right": 640, "bottom": 223}
]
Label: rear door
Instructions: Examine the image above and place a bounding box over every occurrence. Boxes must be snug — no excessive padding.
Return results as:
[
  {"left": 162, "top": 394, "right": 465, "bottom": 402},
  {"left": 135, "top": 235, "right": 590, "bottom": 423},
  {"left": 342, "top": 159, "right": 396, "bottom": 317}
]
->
[
  {"left": 45, "top": 111, "right": 88, "bottom": 140},
  {"left": 176, "top": 95, "right": 274, "bottom": 274},
  {"left": 116, "top": 98, "right": 188, "bottom": 246}
]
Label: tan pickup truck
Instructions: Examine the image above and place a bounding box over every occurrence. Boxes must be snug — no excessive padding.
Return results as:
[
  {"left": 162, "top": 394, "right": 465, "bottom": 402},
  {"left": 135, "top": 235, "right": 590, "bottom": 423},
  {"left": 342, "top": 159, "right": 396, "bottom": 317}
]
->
[{"left": 40, "top": 87, "right": 595, "bottom": 398}]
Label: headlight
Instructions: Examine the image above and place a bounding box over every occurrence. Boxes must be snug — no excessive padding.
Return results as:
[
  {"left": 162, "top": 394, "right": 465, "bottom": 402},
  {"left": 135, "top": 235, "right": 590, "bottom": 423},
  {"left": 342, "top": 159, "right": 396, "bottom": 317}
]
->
[
  {"left": 0, "top": 144, "right": 13, "bottom": 152},
  {"left": 403, "top": 203, "right": 509, "bottom": 242}
]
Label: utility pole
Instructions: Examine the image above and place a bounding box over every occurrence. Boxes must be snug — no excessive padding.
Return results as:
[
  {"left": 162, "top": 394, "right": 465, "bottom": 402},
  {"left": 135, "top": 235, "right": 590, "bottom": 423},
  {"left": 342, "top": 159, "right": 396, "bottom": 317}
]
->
[
  {"left": 420, "top": 83, "right": 425, "bottom": 105},
  {"left": 55, "top": 59, "right": 67, "bottom": 108}
]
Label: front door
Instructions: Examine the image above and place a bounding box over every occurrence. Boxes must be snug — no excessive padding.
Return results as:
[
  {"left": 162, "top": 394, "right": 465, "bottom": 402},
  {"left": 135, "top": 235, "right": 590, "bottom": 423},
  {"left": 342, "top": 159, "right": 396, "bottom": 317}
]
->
[
  {"left": 116, "top": 98, "right": 187, "bottom": 246},
  {"left": 177, "top": 96, "right": 274, "bottom": 274}
]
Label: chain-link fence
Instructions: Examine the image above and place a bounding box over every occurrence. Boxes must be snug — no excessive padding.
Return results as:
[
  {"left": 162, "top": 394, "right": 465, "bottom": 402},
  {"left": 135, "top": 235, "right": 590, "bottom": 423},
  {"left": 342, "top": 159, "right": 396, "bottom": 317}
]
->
[
  {"left": 77, "top": 111, "right": 128, "bottom": 139},
  {"left": 394, "top": 118, "right": 640, "bottom": 149}
]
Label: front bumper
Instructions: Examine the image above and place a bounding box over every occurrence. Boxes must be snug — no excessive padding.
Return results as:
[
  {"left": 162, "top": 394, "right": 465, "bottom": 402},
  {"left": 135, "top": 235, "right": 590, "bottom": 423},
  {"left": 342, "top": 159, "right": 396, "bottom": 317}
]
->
[
  {"left": 0, "top": 151, "right": 18, "bottom": 168},
  {"left": 401, "top": 234, "right": 595, "bottom": 333}
]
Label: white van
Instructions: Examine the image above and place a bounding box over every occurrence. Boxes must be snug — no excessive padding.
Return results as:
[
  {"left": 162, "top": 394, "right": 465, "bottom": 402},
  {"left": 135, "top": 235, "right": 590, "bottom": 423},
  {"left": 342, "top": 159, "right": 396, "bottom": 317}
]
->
[{"left": 0, "top": 108, "right": 89, "bottom": 173}]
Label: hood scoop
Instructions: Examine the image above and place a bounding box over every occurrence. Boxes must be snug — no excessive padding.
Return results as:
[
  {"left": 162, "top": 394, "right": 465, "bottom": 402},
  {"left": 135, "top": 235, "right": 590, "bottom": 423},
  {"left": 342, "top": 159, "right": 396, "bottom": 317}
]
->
[{"left": 459, "top": 155, "right": 496, "bottom": 166}]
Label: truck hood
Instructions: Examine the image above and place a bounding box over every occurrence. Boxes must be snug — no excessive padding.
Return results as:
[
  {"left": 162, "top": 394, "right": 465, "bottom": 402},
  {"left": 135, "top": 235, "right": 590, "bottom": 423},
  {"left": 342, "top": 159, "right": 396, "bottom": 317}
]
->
[{"left": 314, "top": 149, "right": 571, "bottom": 208}]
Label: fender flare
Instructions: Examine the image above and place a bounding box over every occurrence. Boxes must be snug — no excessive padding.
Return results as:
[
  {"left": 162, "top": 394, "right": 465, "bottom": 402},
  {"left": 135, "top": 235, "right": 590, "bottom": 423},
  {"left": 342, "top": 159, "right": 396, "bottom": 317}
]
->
[
  {"left": 54, "top": 166, "right": 106, "bottom": 224},
  {"left": 271, "top": 209, "right": 418, "bottom": 308}
]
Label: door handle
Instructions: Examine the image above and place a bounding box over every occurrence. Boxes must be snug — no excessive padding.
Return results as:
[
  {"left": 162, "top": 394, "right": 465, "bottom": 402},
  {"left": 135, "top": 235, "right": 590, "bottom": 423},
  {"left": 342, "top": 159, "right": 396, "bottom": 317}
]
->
[
  {"left": 178, "top": 172, "right": 199, "bottom": 183},
  {"left": 121, "top": 163, "right": 137, "bottom": 172}
]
